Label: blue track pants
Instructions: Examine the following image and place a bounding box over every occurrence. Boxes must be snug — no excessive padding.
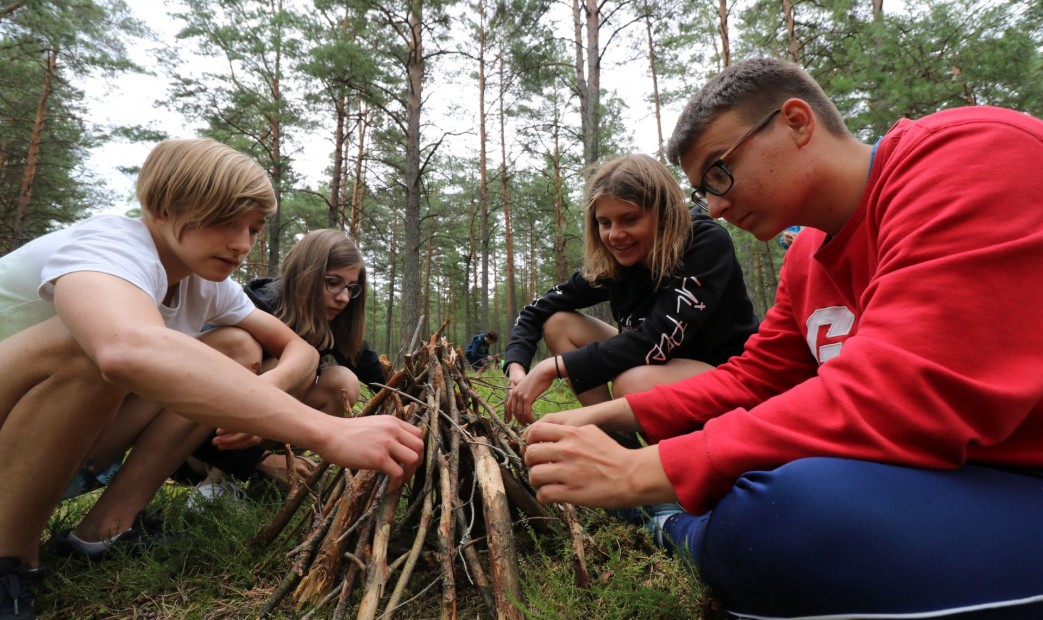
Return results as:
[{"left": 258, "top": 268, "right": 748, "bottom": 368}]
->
[{"left": 661, "top": 458, "right": 1043, "bottom": 618}]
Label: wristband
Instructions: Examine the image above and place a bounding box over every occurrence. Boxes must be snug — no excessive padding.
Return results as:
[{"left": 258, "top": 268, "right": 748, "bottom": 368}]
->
[{"left": 554, "top": 355, "right": 563, "bottom": 380}]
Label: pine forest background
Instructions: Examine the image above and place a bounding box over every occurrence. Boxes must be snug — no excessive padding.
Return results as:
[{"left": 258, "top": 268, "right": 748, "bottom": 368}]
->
[{"left": 2, "top": 0, "right": 1041, "bottom": 361}]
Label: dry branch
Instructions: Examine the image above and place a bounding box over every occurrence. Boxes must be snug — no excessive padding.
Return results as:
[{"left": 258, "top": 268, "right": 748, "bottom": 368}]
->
[{"left": 257, "top": 331, "right": 591, "bottom": 619}]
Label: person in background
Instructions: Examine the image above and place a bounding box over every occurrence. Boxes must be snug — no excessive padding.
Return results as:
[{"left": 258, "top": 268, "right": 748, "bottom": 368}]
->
[
  {"left": 523, "top": 57, "right": 1043, "bottom": 618},
  {"left": 464, "top": 330, "right": 498, "bottom": 371},
  {"left": 779, "top": 224, "right": 801, "bottom": 249},
  {"left": 0, "top": 139, "right": 423, "bottom": 620},
  {"left": 502, "top": 153, "right": 758, "bottom": 425}
]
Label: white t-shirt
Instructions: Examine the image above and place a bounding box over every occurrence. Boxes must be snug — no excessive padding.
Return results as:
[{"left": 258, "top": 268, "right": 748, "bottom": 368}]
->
[{"left": 0, "top": 214, "right": 254, "bottom": 340}]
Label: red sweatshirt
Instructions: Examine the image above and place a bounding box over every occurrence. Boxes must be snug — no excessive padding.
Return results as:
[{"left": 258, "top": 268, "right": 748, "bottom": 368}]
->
[{"left": 627, "top": 106, "right": 1043, "bottom": 514}]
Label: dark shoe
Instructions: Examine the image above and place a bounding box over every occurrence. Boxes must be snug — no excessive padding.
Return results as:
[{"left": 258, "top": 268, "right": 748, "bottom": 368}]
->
[
  {"left": 53, "top": 511, "right": 166, "bottom": 560},
  {"left": 0, "top": 558, "right": 43, "bottom": 620}
]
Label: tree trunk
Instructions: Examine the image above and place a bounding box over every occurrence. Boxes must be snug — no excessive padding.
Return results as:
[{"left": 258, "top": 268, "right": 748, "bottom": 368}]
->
[
  {"left": 400, "top": 0, "right": 424, "bottom": 347},
  {"left": 385, "top": 206, "right": 399, "bottom": 356},
  {"left": 782, "top": 0, "right": 799, "bottom": 63},
  {"left": 12, "top": 46, "right": 57, "bottom": 251},
  {"left": 350, "top": 104, "right": 368, "bottom": 239},
  {"left": 499, "top": 52, "right": 518, "bottom": 323},
  {"left": 718, "top": 0, "right": 730, "bottom": 68},
  {"left": 267, "top": 5, "right": 285, "bottom": 274},
  {"left": 553, "top": 126, "right": 567, "bottom": 283},
  {"left": 571, "top": 0, "right": 599, "bottom": 168},
  {"left": 423, "top": 226, "right": 434, "bottom": 327},
  {"left": 329, "top": 90, "right": 347, "bottom": 229},
  {"left": 477, "top": 0, "right": 491, "bottom": 331},
  {"left": 467, "top": 193, "right": 477, "bottom": 338},
  {"left": 642, "top": 2, "right": 666, "bottom": 163}
]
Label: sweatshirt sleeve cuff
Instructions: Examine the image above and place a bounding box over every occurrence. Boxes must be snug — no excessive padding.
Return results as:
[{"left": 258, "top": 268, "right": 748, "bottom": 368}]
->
[
  {"left": 625, "top": 386, "right": 701, "bottom": 444},
  {"left": 658, "top": 433, "right": 730, "bottom": 515}
]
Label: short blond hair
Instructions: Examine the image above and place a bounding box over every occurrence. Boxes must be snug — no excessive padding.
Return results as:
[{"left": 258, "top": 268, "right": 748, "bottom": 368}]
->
[
  {"left": 137, "top": 138, "right": 276, "bottom": 235},
  {"left": 581, "top": 154, "right": 691, "bottom": 285}
]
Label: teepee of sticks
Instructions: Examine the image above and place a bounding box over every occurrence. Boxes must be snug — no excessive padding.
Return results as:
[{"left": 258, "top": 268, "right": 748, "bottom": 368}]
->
[{"left": 254, "top": 324, "right": 592, "bottom": 620}]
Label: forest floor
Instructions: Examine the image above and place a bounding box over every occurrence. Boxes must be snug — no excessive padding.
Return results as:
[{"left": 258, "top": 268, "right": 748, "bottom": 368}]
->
[{"left": 35, "top": 376, "right": 717, "bottom": 619}]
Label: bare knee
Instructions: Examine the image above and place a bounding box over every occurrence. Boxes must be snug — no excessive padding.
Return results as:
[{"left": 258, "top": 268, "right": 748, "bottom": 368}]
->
[
  {"left": 611, "top": 365, "right": 657, "bottom": 398},
  {"left": 304, "top": 365, "right": 360, "bottom": 416},
  {"left": 543, "top": 311, "right": 616, "bottom": 354},
  {"left": 199, "top": 327, "right": 263, "bottom": 373}
]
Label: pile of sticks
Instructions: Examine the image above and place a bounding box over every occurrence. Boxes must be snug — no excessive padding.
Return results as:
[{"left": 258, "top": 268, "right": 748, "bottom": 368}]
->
[{"left": 255, "top": 325, "right": 591, "bottom": 620}]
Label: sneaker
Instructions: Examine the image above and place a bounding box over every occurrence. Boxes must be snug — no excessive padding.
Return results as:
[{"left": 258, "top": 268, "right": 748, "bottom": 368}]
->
[
  {"left": 185, "top": 478, "right": 246, "bottom": 511},
  {"left": 52, "top": 511, "right": 166, "bottom": 561},
  {"left": 0, "top": 558, "right": 43, "bottom": 620},
  {"left": 623, "top": 502, "right": 685, "bottom": 546}
]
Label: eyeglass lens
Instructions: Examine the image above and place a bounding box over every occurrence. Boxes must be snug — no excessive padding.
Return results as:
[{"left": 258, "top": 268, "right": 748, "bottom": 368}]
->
[{"left": 325, "top": 277, "right": 361, "bottom": 299}]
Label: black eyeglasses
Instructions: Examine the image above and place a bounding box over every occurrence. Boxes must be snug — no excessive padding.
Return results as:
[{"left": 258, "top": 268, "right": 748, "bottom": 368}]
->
[
  {"left": 693, "top": 108, "right": 781, "bottom": 200},
  {"left": 324, "top": 276, "right": 362, "bottom": 299}
]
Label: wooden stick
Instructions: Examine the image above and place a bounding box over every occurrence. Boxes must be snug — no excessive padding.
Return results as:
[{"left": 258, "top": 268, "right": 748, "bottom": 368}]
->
[
  {"left": 497, "top": 465, "right": 562, "bottom": 537},
  {"left": 252, "top": 459, "right": 333, "bottom": 548},
  {"left": 439, "top": 355, "right": 462, "bottom": 620},
  {"left": 455, "top": 503, "right": 496, "bottom": 620},
  {"left": 294, "top": 469, "right": 380, "bottom": 606},
  {"left": 561, "top": 503, "right": 591, "bottom": 589},
  {"left": 452, "top": 369, "right": 526, "bottom": 452},
  {"left": 356, "top": 482, "right": 404, "bottom": 620},
  {"left": 382, "top": 383, "right": 440, "bottom": 617},
  {"left": 469, "top": 442, "right": 524, "bottom": 619},
  {"left": 332, "top": 511, "right": 377, "bottom": 620}
]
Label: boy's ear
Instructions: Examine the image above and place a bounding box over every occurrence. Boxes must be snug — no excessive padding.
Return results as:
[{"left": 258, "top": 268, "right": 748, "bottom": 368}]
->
[{"left": 780, "top": 98, "right": 816, "bottom": 148}]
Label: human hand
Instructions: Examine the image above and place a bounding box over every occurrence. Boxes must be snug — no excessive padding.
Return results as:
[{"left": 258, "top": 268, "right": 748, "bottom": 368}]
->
[
  {"left": 316, "top": 415, "right": 424, "bottom": 490},
  {"left": 523, "top": 421, "right": 676, "bottom": 508},
  {"left": 255, "top": 452, "right": 317, "bottom": 487},
  {"left": 505, "top": 360, "right": 553, "bottom": 425},
  {"left": 212, "top": 428, "right": 264, "bottom": 450}
]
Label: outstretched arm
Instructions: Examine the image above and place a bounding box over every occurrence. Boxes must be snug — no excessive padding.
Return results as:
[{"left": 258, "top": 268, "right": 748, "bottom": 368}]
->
[{"left": 53, "top": 272, "right": 423, "bottom": 487}]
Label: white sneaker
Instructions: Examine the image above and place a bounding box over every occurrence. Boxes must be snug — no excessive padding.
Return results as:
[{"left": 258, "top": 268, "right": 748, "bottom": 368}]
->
[{"left": 186, "top": 478, "right": 246, "bottom": 510}]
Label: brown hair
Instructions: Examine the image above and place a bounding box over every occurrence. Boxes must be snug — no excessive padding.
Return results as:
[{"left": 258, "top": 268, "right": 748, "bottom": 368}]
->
[
  {"left": 581, "top": 154, "right": 690, "bottom": 285},
  {"left": 137, "top": 138, "right": 276, "bottom": 236},
  {"left": 275, "top": 230, "right": 367, "bottom": 363},
  {"left": 666, "top": 57, "right": 849, "bottom": 166}
]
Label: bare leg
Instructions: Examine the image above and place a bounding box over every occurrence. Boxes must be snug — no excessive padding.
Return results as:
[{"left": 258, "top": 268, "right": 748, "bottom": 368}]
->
[
  {"left": 611, "top": 358, "right": 714, "bottom": 397},
  {"left": 0, "top": 317, "right": 128, "bottom": 565},
  {"left": 72, "top": 327, "right": 262, "bottom": 541},
  {"left": 73, "top": 408, "right": 215, "bottom": 540},
  {"left": 541, "top": 311, "right": 618, "bottom": 406},
  {"left": 302, "top": 364, "right": 361, "bottom": 415}
]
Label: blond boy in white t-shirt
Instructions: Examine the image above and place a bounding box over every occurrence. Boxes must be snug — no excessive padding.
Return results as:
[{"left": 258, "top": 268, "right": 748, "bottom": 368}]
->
[{"left": 0, "top": 138, "right": 423, "bottom": 619}]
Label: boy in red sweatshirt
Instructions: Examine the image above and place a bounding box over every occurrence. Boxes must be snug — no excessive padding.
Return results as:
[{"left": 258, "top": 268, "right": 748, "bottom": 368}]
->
[{"left": 524, "top": 57, "right": 1043, "bottom": 618}]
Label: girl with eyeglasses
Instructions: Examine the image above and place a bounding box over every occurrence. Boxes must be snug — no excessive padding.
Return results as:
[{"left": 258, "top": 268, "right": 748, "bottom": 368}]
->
[
  {"left": 502, "top": 153, "right": 759, "bottom": 425},
  {"left": 184, "top": 229, "right": 384, "bottom": 499}
]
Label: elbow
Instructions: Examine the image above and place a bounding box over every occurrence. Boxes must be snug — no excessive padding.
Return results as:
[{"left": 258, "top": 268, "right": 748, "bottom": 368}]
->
[
  {"left": 91, "top": 327, "right": 174, "bottom": 387},
  {"left": 92, "top": 340, "right": 147, "bottom": 386}
]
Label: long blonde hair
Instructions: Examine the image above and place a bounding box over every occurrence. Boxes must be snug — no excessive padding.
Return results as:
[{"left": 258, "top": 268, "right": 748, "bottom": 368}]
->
[
  {"left": 276, "top": 230, "right": 367, "bottom": 362},
  {"left": 581, "top": 154, "right": 691, "bottom": 285}
]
